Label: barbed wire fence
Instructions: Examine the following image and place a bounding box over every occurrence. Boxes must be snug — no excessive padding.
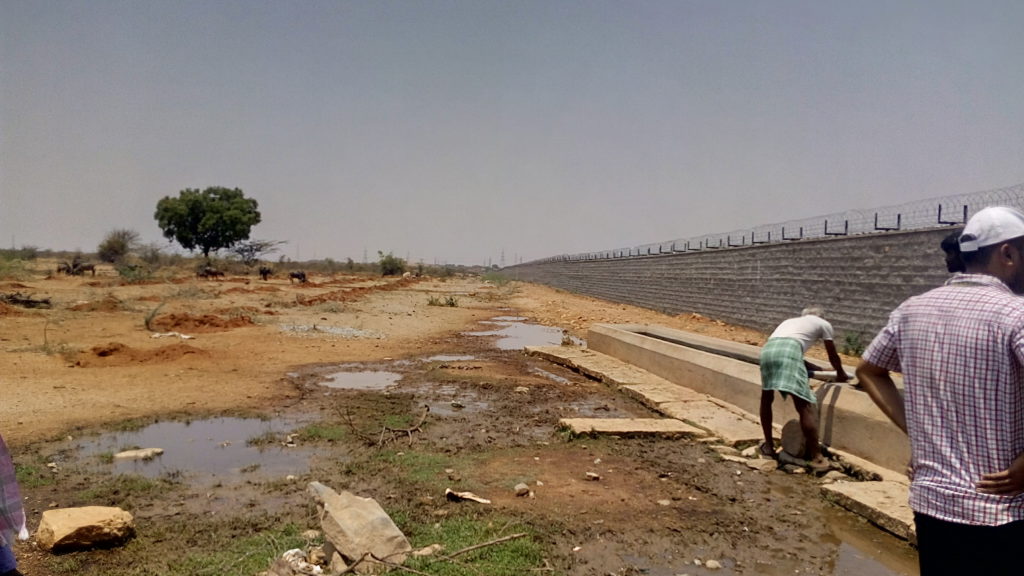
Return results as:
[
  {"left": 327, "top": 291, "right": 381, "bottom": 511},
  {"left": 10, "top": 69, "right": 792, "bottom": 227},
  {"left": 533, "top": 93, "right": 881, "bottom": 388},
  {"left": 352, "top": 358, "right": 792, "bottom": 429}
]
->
[{"left": 527, "top": 182, "right": 1024, "bottom": 263}]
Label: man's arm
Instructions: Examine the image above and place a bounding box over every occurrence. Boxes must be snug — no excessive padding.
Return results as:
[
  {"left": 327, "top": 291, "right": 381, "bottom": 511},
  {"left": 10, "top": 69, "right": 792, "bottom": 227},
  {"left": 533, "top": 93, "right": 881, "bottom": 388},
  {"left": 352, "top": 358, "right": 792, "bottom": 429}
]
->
[
  {"left": 855, "top": 360, "right": 907, "bottom": 434},
  {"left": 823, "top": 340, "right": 849, "bottom": 382}
]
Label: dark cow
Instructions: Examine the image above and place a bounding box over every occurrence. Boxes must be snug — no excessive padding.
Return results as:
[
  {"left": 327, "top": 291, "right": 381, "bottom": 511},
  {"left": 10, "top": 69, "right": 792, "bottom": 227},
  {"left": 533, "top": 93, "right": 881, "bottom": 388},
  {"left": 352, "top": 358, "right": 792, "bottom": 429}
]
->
[
  {"left": 259, "top": 266, "right": 273, "bottom": 281},
  {"left": 73, "top": 263, "right": 96, "bottom": 276},
  {"left": 289, "top": 270, "right": 307, "bottom": 284},
  {"left": 197, "top": 267, "right": 225, "bottom": 279}
]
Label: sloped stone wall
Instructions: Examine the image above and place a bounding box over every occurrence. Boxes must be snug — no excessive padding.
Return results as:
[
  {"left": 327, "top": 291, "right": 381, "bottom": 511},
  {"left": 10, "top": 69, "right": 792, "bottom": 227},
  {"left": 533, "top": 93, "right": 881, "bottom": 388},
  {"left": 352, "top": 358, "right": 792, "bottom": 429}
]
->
[{"left": 505, "top": 228, "right": 956, "bottom": 341}]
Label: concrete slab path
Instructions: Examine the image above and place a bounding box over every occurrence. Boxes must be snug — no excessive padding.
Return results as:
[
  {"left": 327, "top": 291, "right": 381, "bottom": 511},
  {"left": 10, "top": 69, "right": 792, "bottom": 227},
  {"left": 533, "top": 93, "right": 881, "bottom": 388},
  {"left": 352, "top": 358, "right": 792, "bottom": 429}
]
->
[
  {"left": 526, "top": 343, "right": 914, "bottom": 544},
  {"left": 559, "top": 417, "right": 707, "bottom": 438}
]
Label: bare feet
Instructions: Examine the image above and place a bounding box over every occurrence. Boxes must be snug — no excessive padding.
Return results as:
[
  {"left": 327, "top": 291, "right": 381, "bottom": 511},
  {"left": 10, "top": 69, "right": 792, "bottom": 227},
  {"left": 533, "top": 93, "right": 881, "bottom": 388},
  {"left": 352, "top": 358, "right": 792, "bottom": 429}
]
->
[
  {"left": 759, "top": 441, "right": 777, "bottom": 459},
  {"left": 808, "top": 457, "right": 831, "bottom": 474}
]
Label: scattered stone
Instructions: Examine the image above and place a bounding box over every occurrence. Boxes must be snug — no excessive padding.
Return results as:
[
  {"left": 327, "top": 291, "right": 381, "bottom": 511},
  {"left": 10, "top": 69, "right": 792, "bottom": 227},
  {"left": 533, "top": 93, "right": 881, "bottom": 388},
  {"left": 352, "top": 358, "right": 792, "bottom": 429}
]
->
[
  {"left": 112, "top": 448, "right": 164, "bottom": 461},
  {"left": 782, "top": 464, "right": 807, "bottom": 475},
  {"left": 35, "top": 506, "right": 135, "bottom": 552},
  {"left": 585, "top": 472, "right": 601, "bottom": 481},
  {"left": 514, "top": 483, "right": 531, "bottom": 497},
  {"left": 412, "top": 543, "right": 444, "bottom": 557},
  {"left": 514, "top": 386, "right": 530, "bottom": 393},
  {"left": 657, "top": 499, "right": 671, "bottom": 506},
  {"left": 781, "top": 419, "right": 805, "bottom": 457},
  {"left": 306, "top": 482, "right": 412, "bottom": 572},
  {"left": 444, "top": 489, "right": 491, "bottom": 504},
  {"left": 706, "top": 559, "right": 722, "bottom": 569},
  {"left": 745, "top": 459, "right": 778, "bottom": 473},
  {"left": 710, "top": 445, "right": 740, "bottom": 456},
  {"left": 739, "top": 446, "right": 758, "bottom": 458},
  {"left": 719, "top": 454, "right": 747, "bottom": 464},
  {"left": 268, "top": 549, "right": 323, "bottom": 575},
  {"left": 819, "top": 470, "right": 848, "bottom": 483},
  {"left": 301, "top": 529, "right": 321, "bottom": 541}
]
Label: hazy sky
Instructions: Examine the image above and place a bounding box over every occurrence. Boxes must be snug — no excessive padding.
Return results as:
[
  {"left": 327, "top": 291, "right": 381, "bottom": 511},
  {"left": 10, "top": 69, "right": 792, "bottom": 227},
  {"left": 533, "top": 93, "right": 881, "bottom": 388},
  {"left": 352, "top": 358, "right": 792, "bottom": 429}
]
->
[{"left": 2, "top": 1, "right": 1023, "bottom": 265}]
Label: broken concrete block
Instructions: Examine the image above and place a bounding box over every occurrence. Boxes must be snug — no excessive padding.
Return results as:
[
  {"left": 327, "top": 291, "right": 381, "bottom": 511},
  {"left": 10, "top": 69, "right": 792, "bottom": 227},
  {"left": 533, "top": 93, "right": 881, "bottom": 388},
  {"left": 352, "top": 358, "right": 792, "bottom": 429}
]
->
[
  {"left": 35, "top": 506, "right": 135, "bottom": 552},
  {"left": 307, "top": 482, "right": 412, "bottom": 573}
]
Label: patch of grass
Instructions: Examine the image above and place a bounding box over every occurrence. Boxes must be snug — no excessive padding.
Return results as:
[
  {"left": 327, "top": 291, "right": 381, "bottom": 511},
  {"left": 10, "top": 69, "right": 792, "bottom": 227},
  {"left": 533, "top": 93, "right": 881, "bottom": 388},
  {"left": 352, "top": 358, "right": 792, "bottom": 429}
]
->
[
  {"left": 0, "top": 257, "right": 31, "bottom": 280},
  {"left": 481, "top": 271, "right": 510, "bottom": 287},
  {"left": 45, "top": 555, "right": 84, "bottom": 574},
  {"left": 15, "top": 463, "right": 54, "bottom": 489},
  {"left": 298, "top": 423, "right": 348, "bottom": 442},
  {"left": 404, "top": 517, "right": 545, "bottom": 576},
  {"left": 427, "top": 294, "right": 461, "bottom": 307},
  {"left": 376, "top": 449, "right": 452, "bottom": 487},
  {"left": 77, "top": 474, "right": 174, "bottom": 506},
  {"left": 165, "top": 522, "right": 307, "bottom": 576},
  {"left": 116, "top": 264, "right": 152, "bottom": 284},
  {"left": 97, "top": 451, "right": 115, "bottom": 465}
]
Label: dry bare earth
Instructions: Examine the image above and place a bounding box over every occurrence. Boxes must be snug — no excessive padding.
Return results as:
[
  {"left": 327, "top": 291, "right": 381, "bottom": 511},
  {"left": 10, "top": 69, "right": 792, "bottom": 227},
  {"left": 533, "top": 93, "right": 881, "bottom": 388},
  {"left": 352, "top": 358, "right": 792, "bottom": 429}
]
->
[{"left": 0, "top": 264, "right": 915, "bottom": 575}]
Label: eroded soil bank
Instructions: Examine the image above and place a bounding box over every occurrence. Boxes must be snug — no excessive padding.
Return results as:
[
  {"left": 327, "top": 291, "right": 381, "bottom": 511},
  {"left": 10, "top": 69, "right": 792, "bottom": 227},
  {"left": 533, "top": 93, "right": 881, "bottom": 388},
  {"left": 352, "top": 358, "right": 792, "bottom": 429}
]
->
[{"left": 0, "top": 267, "right": 918, "bottom": 575}]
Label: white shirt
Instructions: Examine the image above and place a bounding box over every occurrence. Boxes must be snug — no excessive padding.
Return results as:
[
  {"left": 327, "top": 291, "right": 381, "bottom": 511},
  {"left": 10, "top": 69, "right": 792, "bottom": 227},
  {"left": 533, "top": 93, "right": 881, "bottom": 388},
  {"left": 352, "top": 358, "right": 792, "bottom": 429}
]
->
[{"left": 769, "top": 314, "right": 834, "bottom": 353}]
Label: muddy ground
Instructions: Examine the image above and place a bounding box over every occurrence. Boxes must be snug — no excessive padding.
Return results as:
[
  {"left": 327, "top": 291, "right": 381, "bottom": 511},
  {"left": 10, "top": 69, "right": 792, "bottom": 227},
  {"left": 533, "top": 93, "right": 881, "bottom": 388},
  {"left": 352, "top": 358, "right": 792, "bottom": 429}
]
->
[{"left": 0, "top": 264, "right": 919, "bottom": 575}]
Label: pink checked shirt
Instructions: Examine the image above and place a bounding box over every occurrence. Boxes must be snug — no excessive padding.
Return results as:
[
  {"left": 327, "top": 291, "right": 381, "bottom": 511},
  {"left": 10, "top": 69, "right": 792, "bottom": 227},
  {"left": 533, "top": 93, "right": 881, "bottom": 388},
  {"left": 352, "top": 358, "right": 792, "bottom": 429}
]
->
[{"left": 863, "top": 273, "right": 1024, "bottom": 526}]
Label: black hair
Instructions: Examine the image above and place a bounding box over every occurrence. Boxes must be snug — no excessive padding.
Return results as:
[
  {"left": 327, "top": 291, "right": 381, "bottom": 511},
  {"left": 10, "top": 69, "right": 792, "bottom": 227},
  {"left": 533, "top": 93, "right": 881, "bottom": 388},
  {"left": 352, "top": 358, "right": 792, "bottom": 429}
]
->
[{"left": 941, "top": 229, "right": 965, "bottom": 273}]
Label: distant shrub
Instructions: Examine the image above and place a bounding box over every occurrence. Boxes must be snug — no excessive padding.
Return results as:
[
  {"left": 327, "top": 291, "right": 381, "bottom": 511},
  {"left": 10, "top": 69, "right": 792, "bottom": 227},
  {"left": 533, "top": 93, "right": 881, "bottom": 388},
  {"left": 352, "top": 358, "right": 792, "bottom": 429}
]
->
[
  {"left": 378, "top": 251, "right": 406, "bottom": 276},
  {"left": 841, "top": 332, "right": 865, "bottom": 357}
]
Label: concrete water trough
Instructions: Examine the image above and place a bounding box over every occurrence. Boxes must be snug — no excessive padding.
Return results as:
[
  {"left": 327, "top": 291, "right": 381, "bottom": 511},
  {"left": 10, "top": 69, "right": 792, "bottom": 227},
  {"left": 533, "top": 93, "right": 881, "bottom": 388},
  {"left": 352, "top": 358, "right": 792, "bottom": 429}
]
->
[{"left": 585, "top": 323, "right": 909, "bottom": 476}]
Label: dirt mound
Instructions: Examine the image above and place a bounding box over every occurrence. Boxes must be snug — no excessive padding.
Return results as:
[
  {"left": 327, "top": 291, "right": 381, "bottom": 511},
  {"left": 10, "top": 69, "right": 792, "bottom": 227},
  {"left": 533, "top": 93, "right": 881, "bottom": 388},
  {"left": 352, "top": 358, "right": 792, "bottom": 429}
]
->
[
  {"left": 75, "top": 342, "right": 207, "bottom": 367},
  {"left": 149, "top": 312, "right": 255, "bottom": 333},
  {"left": 221, "top": 286, "right": 281, "bottom": 294},
  {"left": 0, "top": 282, "right": 31, "bottom": 289},
  {"left": 69, "top": 295, "right": 123, "bottom": 312},
  {"left": 298, "top": 276, "right": 421, "bottom": 306}
]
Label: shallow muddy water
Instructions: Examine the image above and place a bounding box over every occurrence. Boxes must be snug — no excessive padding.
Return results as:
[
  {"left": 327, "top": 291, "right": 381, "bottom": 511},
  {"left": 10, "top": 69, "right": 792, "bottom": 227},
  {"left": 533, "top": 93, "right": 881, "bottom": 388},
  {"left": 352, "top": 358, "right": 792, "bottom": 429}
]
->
[
  {"left": 74, "top": 417, "right": 312, "bottom": 483},
  {"left": 464, "top": 317, "right": 585, "bottom": 349}
]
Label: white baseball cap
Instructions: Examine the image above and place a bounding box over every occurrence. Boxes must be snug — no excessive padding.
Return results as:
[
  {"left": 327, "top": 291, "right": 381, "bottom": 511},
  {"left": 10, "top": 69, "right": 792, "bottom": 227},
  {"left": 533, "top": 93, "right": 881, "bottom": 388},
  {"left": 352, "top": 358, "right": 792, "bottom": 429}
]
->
[{"left": 958, "top": 206, "right": 1024, "bottom": 252}]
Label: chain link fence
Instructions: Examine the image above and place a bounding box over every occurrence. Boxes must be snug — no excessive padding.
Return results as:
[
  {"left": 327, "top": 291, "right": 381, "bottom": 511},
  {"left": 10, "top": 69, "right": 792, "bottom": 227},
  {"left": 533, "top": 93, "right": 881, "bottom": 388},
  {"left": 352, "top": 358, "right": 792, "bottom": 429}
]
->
[{"left": 529, "top": 182, "right": 1024, "bottom": 263}]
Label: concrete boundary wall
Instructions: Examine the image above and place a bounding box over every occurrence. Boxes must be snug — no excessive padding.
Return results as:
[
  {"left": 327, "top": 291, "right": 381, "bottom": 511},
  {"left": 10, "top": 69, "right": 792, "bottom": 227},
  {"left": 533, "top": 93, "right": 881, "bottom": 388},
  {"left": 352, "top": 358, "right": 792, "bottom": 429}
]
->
[
  {"left": 506, "top": 228, "right": 955, "bottom": 338},
  {"left": 588, "top": 324, "right": 910, "bottom": 474}
]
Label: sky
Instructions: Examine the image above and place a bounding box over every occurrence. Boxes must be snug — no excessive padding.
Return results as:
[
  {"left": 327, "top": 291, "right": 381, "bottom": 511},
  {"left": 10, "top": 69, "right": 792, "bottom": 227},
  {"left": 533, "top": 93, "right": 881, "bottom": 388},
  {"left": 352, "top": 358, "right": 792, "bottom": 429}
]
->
[{"left": 2, "top": 1, "right": 1023, "bottom": 266}]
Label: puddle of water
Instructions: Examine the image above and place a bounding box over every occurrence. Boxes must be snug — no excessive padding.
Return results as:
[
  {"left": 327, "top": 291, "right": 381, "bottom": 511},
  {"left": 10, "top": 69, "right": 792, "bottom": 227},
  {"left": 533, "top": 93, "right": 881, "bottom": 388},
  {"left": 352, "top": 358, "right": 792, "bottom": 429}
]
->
[
  {"left": 77, "top": 417, "right": 310, "bottom": 481},
  {"left": 530, "top": 366, "right": 572, "bottom": 384},
  {"left": 490, "top": 315, "right": 527, "bottom": 322},
  {"left": 279, "top": 324, "right": 383, "bottom": 339},
  {"left": 824, "top": 501, "right": 919, "bottom": 576},
  {"left": 465, "top": 319, "right": 583, "bottom": 350},
  {"left": 322, "top": 370, "right": 401, "bottom": 390},
  {"left": 424, "top": 354, "right": 477, "bottom": 362}
]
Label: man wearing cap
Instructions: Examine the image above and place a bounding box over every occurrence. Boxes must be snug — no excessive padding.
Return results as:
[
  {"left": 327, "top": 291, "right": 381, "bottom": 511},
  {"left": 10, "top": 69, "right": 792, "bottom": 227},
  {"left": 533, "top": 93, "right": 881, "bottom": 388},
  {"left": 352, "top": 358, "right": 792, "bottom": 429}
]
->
[{"left": 856, "top": 206, "right": 1024, "bottom": 574}]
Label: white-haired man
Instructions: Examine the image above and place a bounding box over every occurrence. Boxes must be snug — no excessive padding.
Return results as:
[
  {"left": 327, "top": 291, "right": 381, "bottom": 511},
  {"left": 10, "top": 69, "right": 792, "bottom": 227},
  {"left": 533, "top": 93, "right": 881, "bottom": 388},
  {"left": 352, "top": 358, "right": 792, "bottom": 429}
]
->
[
  {"left": 857, "top": 206, "right": 1024, "bottom": 574},
  {"left": 759, "top": 306, "right": 848, "bottom": 471}
]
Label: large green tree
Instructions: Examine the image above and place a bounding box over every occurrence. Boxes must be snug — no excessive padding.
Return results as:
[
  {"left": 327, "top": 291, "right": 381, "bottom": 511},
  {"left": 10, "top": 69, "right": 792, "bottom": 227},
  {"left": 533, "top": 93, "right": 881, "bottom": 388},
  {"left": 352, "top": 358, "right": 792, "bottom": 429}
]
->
[{"left": 154, "top": 187, "right": 261, "bottom": 259}]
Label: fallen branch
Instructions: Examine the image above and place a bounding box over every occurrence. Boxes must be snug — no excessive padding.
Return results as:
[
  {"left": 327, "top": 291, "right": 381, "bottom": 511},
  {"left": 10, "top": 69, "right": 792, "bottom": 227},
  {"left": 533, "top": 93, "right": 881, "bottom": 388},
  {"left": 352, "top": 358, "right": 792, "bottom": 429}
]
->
[
  {"left": 379, "top": 405, "right": 430, "bottom": 446},
  {"left": 441, "top": 532, "right": 528, "bottom": 561}
]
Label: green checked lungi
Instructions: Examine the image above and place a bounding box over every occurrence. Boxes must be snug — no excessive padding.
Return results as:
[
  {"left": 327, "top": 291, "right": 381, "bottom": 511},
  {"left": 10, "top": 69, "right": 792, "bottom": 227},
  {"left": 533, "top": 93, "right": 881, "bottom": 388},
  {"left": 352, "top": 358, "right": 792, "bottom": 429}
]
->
[{"left": 759, "top": 337, "right": 815, "bottom": 404}]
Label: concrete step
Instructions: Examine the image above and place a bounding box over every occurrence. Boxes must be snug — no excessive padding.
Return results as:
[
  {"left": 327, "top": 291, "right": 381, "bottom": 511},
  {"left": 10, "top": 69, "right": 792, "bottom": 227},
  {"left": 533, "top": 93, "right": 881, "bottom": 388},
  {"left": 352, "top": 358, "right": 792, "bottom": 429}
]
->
[
  {"left": 559, "top": 417, "right": 707, "bottom": 438},
  {"left": 822, "top": 481, "right": 915, "bottom": 543},
  {"left": 528, "top": 345, "right": 761, "bottom": 444}
]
